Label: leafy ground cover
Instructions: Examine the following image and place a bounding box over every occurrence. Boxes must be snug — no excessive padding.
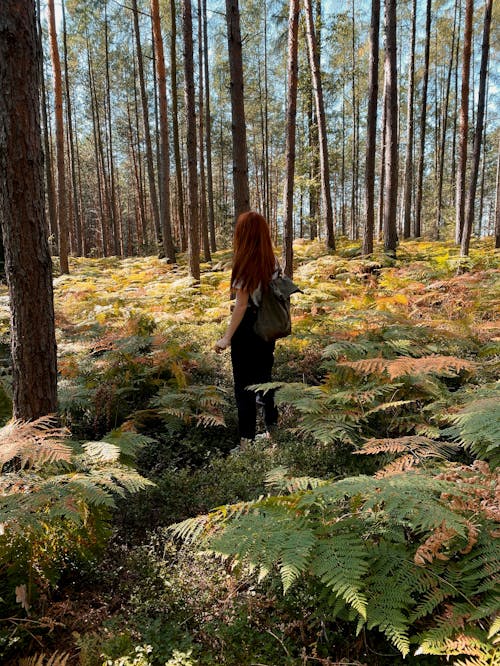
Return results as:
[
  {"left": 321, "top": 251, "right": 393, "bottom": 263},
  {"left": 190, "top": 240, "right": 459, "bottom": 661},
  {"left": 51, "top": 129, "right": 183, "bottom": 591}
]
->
[{"left": 0, "top": 238, "right": 498, "bottom": 666}]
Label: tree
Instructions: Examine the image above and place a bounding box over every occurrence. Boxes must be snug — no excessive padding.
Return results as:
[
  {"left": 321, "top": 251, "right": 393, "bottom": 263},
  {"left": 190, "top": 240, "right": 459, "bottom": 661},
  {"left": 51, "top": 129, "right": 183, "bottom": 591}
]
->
[
  {"left": 48, "top": 0, "right": 69, "bottom": 273},
  {"left": 0, "top": 0, "right": 58, "bottom": 419},
  {"left": 495, "top": 137, "right": 500, "bottom": 249},
  {"left": 183, "top": 0, "right": 201, "bottom": 280},
  {"left": 460, "top": 0, "right": 493, "bottom": 258},
  {"left": 402, "top": 0, "right": 416, "bottom": 240},
  {"left": 169, "top": 0, "right": 186, "bottom": 252},
  {"left": 414, "top": 0, "right": 431, "bottom": 238},
  {"left": 363, "top": 0, "right": 380, "bottom": 255},
  {"left": 282, "top": 0, "right": 300, "bottom": 278},
  {"left": 382, "top": 0, "right": 398, "bottom": 255},
  {"left": 132, "top": 0, "right": 162, "bottom": 254},
  {"left": 303, "top": 0, "right": 335, "bottom": 250},
  {"left": 226, "top": 0, "right": 250, "bottom": 219},
  {"left": 151, "top": 0, "right": 176, "bottom": 262},
  {"left": 455, "top": 0, "right": 473, "bottom": 244}
]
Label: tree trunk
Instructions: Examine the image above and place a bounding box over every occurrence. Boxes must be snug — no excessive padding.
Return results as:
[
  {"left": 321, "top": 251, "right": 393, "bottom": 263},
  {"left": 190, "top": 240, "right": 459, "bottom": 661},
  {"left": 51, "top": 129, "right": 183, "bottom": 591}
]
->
[
  {"left": 132, "top": 0, "right": 162, "bottom": 253},
  {"left": 363, "top": 0, "right": 380, "bottom": 255},
  {"left": 170, "top": 0, "right": 187, "bottom": 252},
  {"left": 414, "top": 0, "right": 431, "bottom": 238},
  {"left": 282, "top": 0, "right": 300, "bottom": 278},
  {"left": 455, "top": 0, "right": 473, "bottom": 244},
  {"left": 104, "top": 1, "right": 121, "bottom": 256},
  {"left": 435, "top": 0, "right": 458, "bottom": 240},
  {"left": 47, "top": 0, "right": 69, "bottom": 274},
  {"left": 383, "top": 0, "right": 398, "bottom": 255},
  {"left": 202, "top": 0, "right": 216, "bottom": 252},
  {"left": 303, "top": 0, "right": 335, "bottom": 250},
  {"left": 182, "top": 0, "right": 200, "bottom": 280},
  {"left": 62, "top": 0, "right": 82, "bottom": 257},
  {"left": 225, "top": 0, "right": 250, "bottom": 219},
  {"left": 0, "top": 0, "right": 58, "bottom": 419},
  {"left": 495, "top": 137, "right": 500, "bottom": 248},
  {"left": 197, "top": 0, "right": 211, "bottom": 262},
  {"left": 151, "top": 0, "right": 176, "bottom": 262},
  {"left": 402, "top": 0, "right": 416, "bottom": 240},
  {"left": 378, "top": 75, "right": 387, "bottom": 239},
  {"left": 351, "top": 0, "right": 357, "bottom": 240},
  {"left": 460, "top": 0, "right": 492, "bottom": 258}
]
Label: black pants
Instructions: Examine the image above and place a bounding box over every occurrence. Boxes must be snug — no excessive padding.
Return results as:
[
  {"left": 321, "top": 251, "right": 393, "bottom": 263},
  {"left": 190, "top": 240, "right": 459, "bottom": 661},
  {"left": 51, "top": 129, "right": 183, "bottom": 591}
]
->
[{"left": 231, "top": 307, "right": 278, "bottom": 440}]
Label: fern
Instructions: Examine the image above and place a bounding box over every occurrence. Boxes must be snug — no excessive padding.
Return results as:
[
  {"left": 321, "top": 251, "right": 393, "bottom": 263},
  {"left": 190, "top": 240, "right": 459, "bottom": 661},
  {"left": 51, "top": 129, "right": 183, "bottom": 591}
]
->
[
  {"left": 18, "top": 652, "right": 70, "bottom": 666},
  {"left": 171, "top": 463, "right": 499, "bottom": 658},
  {"left": 443, "top": 388, "right": 500, "bottom": 468}
]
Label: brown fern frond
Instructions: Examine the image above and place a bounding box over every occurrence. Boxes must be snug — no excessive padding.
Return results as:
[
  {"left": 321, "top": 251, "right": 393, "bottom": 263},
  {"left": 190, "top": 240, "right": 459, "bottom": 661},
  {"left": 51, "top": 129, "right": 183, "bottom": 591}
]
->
[
  {"left": 414, "top": 522, "right": 458, "bottom": 566},
  {"left": 357, "top": 435, "right": 441, "bottom": 456},
  {"left": 0, "top": 416, "right": 71, "bottom": 471},
  {"left": 339, "top": 355, "right": 475, "bottom": 379},
  {"left": 375, "top": 454, "right": 419, "bottom": 478},
  {"left": 438, "top": 462, "right": 500, "bottom": 523},
  {"left": 18, "top": 651, "right": 71, "bottom": 666}
]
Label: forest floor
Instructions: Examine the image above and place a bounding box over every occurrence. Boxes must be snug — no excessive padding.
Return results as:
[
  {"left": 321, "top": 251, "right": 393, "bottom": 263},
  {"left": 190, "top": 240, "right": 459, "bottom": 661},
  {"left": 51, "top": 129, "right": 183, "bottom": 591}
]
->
[{"left": 2, "top": 237, "right": 499, "bottom": 666}]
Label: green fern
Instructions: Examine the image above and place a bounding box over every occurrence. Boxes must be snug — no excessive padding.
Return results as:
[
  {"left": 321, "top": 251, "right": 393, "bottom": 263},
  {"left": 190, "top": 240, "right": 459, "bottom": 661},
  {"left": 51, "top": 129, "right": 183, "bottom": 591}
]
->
[{"left": 171, "top": 464, "right": 499, "bottom": 659}]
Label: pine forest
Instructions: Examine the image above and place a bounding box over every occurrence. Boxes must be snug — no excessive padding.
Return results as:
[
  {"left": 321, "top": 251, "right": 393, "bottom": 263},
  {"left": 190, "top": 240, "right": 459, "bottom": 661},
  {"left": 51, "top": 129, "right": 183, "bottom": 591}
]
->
[{"left": 0, "top": 0, "right": 498, "bottom": 664}]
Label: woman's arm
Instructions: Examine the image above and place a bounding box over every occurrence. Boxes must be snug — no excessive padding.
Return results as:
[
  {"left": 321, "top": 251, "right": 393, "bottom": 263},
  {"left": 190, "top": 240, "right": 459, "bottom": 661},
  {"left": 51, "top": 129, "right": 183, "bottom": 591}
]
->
[{"left": 215, "top": 288, "right": 249, "bottom": 351}]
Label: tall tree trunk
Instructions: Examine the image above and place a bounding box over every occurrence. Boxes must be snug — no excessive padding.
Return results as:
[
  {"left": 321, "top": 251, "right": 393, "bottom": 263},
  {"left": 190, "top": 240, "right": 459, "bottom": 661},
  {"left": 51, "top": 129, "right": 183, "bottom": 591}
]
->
[
  {"left": 282, "top": 0, "right": 300, "bottom": 278},
  {"left": 351, "top": 0, "right": 358, "bottom": 240},
  {"left": 402, "top": 0, "right": 416, "bottom": 240},
  {"left": 151, "top": 0, "right": 176, "bottom": 262},
  {"left": 132, "top": 0, "right": 162, "bottom": 253},
  {"left": 170, "top": 0, "right": 187, "bottom": 252},
  {"left": 455, "top": 0, "right": 473, "bottom": 244},
  {"left": 363, "top": 0, "right": 380, "bottom": 255},
  {"left": 225, "top": 0, "right": 250, "bottom": 219},
  {"left": 197, "top": 0, "right": 211, "bottom": 262},
  {"left": 460, "top": 0, "right": 492, "bottom": 258},
  {"left": 61, "top": 0, "right": 82, "bottom": 256},
  {"left": 104, "top": 1, "right": 121, "bottom": 256},
  {"left": 47, "top": 0, "right": 69, "bottom": 273},
  {"left": 383, "top": 0, "right": 398, "bottom": 255},
  {"left": 40, "top": 49, "right": 58, "bottom": 248},
  {"left": 202, "top": 0, "right": 216, "bottom": 252},
  {"left": 435, "top": 0, "right": 458, "bottom": 240},
  {"left": 414, "top": 0, "right": 431, "bottom": 238},
  {"left": 495, "top": 137, "right": 500, "bottom": 248},
  {"left": 0, "top": 0, "right": 58, "bottom": 419},
  {"left": 303, "top": 0, "right": 335, "bottom": 250},
  {"left": 182, "top": 0, "right": 200, "bottom": 280},
  {"left": 378, "top": 75, "right": 387, "bottom": 239}
]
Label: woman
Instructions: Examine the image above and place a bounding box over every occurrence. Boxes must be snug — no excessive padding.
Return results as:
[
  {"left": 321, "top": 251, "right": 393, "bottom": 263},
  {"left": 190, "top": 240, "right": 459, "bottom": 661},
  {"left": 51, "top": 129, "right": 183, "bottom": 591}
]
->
[{"left": 215, "top": 211, "right": 279, "bottom": 447}]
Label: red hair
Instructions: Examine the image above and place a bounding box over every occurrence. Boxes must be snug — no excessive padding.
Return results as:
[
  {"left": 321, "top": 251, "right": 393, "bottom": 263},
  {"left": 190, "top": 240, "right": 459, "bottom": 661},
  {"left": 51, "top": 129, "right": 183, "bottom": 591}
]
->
[{"left": 231, "top": 211, "right": 276, "bottom": 294}]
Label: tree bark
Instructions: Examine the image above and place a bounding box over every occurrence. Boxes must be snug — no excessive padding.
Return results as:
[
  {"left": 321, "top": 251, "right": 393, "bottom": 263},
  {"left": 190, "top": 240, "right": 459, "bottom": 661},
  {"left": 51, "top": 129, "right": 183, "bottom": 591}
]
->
[
  {"left": 383, "top": 0, "right": 398, "bottom": 255},
  {"left": 414, "top": 0, "right": 431, "bottom": 238},
  {"left": 455, "top": 0, "right": 473, "bottom": 244},
  {"left": 151, "top": 0, "right": 176, "bottom": 262},
  {"left": 0, "top": 0, "right": 58, "bottom": 419},
  {"left": 282, "top": 0, "right": 300, "bottom": 278},
  {"left": 47, "top": 0, "right": 69, "bottom": 273},
  {"left": 363, "top": 0, "right": 380, "bottom": 255},
  {"left": 198, "top": 0, "right": 211, "bottom": 262},
  {"left": 303, "top": 0, "right": 335, "bottom": 250},
  {"left": 202, "top": 0, "right": 216, "bottom": 252},
  {"left": 495, "top": 137, "right": 500, "bottom": 248},
  {"left": 170, "top": 0, "right": 187, "bottom": 252},
  {"left": 460, "top": 0, "right": 492, "bottom": 258},
  {"left": 182, "top": 0, "right": 200, "bottom": 280},
  {"left": 225, "top": 0, "right": 250, "bottom": 219},
  {"left": 132, "top": 0, "right": 162, "bottom": 253},
  {"left": 435, "top": 0, "right": 458, "bottom": 240},
  {"left": 402, "top": 0, "right": 416, "bottom": 240}
]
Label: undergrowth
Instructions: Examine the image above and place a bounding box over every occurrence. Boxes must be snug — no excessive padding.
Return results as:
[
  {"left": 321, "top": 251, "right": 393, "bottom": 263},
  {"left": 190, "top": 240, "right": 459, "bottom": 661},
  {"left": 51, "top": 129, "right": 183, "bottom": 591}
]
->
[{"left": 0, "top": 238, "right": 498, "bottom": 665}]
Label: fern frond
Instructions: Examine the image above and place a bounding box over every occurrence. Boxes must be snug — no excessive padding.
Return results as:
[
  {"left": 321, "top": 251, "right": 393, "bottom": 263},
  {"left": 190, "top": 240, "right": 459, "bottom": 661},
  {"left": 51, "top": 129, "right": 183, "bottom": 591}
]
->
[
  {"left": 0, "top": 416, "right": 71, "bottom": 471},
  {"left": 339, "top": 355, "right": 475, "bottom": 379},
  {"left": 19, "top": 652, "right": 70, "bottom": 666}
]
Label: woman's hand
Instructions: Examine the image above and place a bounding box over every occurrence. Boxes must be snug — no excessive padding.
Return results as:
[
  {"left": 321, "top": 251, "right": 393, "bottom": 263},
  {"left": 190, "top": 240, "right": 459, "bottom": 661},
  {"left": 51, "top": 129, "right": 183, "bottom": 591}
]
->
[{"left": 215, "top": 336, "right": 230, "bottom": 353}]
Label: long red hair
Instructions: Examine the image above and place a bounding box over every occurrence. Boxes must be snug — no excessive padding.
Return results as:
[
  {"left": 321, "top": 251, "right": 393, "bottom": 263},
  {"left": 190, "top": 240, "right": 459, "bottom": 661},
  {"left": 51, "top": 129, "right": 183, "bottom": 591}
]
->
[{"left": 231, "top": 211, "right": 276, "bottom": 294}]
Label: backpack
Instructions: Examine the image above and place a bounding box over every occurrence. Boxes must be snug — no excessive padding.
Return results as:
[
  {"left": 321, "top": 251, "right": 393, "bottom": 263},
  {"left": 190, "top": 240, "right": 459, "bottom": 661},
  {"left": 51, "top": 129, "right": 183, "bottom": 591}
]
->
[{"left": 253, "top": 269, "right": 302, "bottom": 342}]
